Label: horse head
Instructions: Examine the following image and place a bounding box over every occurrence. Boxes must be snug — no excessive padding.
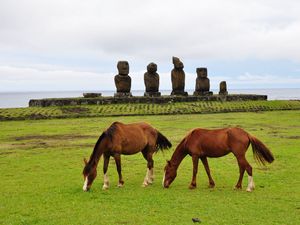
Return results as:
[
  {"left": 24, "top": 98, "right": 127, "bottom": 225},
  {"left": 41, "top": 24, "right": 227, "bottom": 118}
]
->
[
  {"left": 82, "top": 158, "right": 97, "bottom": 191},
  {"left": 162, "top": 160, "right": 177, "bottom": 188}
]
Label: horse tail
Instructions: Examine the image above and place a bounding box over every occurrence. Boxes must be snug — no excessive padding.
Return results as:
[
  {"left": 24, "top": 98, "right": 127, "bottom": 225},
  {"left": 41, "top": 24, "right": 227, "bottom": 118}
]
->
[
  {"left": 156, "top": 131, "right": 172, "bottom": 151},
  {"left": 249, "top": 135, "right": 274, "bottom": 165}
]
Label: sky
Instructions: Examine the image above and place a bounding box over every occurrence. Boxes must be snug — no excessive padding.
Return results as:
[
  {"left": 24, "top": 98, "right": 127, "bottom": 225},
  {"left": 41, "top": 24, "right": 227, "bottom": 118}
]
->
[{"left": 0, "top": 0, "right": 300, "bottom": 92}]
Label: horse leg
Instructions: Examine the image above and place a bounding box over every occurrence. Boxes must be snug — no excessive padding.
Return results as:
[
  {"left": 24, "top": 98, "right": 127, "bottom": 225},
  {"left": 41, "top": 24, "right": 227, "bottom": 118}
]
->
[
  {"left": 236, "top": 155, "right": 254, "bottom": 191},
  {"left": 235, "top": 155, "right": 254, "bottom": 189},
  {"left": 147, "top": 153, "right": 154, "bottom": 184},
  {"left": 189, "top": 155, "right": 199, "bottom": 189},
  {"left": 114, "top": 153, "right": 124, "bottom": 187},
  {"left": 200, "top": 156, "right": 215, "bottom": 188},
  {"left": 235, "top": 156, "right": 246, "bottom": 190},
  {"left": 244, "top": 159, "right": 254, "bottom": 192},
  {"left": 102, "top": 154, "right": 110, "bottom": 190},
  {"left": 141, "top": 148, "right": 154, "bottom": 187}
]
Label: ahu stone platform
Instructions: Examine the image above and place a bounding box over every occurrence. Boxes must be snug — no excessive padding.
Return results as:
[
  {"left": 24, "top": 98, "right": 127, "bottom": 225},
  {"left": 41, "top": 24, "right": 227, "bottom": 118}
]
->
[{"left": 29, "top": 94, "right": 267, "bottom": 107}]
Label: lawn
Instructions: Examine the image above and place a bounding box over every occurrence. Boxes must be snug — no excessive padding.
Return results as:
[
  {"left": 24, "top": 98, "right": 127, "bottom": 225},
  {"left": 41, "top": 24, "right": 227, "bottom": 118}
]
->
[{"left": 0, "top": 110, "right": 299, "bottom": 225}]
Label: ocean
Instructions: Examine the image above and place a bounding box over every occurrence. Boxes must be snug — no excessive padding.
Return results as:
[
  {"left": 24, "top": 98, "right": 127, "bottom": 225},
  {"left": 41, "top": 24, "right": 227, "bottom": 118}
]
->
[{"left": 0, "top": 88, "right": 299, "bottom": 108}]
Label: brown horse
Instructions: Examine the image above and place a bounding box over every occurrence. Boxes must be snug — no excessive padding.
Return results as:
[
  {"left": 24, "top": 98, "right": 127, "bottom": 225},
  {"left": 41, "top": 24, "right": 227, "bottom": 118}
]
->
[
  {"left": 82, "top": 121, "right": 171, "bottom": 191},
  {"left": 163, "top": 127, "right": 274, "bottom": 192}
]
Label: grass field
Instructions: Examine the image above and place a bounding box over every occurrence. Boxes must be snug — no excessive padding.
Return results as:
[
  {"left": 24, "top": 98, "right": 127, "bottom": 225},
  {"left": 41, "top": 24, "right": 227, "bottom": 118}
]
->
[{"left": 0, "top": 110, "right": 299, "bottom": 224}]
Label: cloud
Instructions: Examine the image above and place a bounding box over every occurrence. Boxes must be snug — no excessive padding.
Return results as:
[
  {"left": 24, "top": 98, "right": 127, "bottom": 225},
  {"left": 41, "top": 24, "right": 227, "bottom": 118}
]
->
[
  {"left": 0, "top": 0, "right": 300, "bottom": 91},
  {"left": 0, "top": 65, "right": 114, "bottom": 91},
  {"left": 209, "top": 72, "right": 300, "bottom": 89},
  {"left": 1, "top": 0, "right": 300, "bottom": 61}
]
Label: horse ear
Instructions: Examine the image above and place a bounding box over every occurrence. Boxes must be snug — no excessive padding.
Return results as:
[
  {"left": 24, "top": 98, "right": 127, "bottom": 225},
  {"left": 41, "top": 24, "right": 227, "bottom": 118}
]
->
[
  {"left": 83, "top": 158, "right": 88, "bottom": 165},
  {"left": 166, "top": 160, "right": 171, "bottom": 165}
]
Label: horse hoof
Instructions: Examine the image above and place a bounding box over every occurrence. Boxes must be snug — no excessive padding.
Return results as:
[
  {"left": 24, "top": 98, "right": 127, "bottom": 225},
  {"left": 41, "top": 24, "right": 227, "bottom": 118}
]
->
[
  {"left": 102, "top": 185, "right": 109, "bottom": 190},
  {"left": 142, "top": 180, "right": 149, "bottom": 187},
  {"left": 246, "top": 186, "right": 254, "bottom": 192},
  {"left": 209, "top": 183, "right": 215, "bottom": 188},
  {"left": 189, "top": 184, "right": 196, "bottom": 189},
  {"left": 118, "top": 181, "right": 124, "bottom": 188},
  {"left": 246, "top": 188, "right": 253, "bottom": 192}
]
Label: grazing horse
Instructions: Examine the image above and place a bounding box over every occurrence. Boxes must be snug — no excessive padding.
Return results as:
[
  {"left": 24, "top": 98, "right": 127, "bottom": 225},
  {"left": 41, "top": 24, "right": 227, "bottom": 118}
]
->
[
  {"left": 162, "top": 127, "right": 274, "bottom": 192},
  {"left": 82, "top": 121, "right": 172, "bottom": 191}
]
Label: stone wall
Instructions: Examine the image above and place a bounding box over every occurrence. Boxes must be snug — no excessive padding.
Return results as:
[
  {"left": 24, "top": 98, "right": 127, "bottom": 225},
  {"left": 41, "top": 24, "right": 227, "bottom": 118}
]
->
[{"left": 29, "top": 94, "right": 267, "bottom": 107}]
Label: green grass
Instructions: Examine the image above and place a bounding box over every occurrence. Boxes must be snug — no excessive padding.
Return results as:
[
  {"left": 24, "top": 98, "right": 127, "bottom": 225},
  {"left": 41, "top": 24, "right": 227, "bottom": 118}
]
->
[
  {"left": 0, "top": 111, "right": 300, "bottom": 225},
  {"left": 0, "top": 100, "right": 300, "bottom": 121}
]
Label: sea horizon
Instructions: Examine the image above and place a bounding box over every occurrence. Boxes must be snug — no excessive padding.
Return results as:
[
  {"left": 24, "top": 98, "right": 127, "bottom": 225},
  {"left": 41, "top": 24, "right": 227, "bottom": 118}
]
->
[{"left": 0, "top": 88, "right": 299, "bottom": 109}]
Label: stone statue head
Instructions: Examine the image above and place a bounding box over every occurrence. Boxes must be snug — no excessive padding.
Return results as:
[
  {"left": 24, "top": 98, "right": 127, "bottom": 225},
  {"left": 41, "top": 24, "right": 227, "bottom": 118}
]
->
[
  {"left": 172, "top": 57, "right": 184, "bottom": 69},
  {"left": 147, "top": 62, "right": 157, "bottom": 74},
  {"left": 117, "top": 61, "right": 129, "bottom": 76},
  {"left": 196, "top": 68, "right": 207, "bottom": 78},
  {"left": 220, "top": 81, "right": 227, "bottom": 92}
]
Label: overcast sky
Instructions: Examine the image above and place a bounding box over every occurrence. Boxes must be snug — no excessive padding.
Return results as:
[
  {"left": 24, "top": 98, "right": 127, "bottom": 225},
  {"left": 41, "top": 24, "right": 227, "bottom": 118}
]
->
[{"left": 0, "top": 0, "right": 300, "bottom": 92}]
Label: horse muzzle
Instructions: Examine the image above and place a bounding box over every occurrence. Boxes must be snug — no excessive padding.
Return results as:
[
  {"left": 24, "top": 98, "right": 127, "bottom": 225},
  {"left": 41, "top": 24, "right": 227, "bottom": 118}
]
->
[{"left": 83, "top": 177, "right": 91, "bottom": 191}]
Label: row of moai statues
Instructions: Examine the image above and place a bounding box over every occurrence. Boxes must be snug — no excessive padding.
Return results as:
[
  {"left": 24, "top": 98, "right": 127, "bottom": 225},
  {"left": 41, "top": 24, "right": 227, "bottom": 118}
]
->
[{"left": 114, "top": 57, "right": 228, "bottom": 97}]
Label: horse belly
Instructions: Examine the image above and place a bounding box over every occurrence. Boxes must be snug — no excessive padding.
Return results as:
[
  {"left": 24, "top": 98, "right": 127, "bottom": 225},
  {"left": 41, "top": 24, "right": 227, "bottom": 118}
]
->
[
  {"left": 205, "top": 149, "right": 231, "bottom": 158},
  {"left": 200, "top": 142, "right": 231, "bottom": 158},
  {"left": 121, "top": 147, "right": 144, "bottom": 155},
  {"left": 120, "top": 139, "right": 147, "bottom": 155}
]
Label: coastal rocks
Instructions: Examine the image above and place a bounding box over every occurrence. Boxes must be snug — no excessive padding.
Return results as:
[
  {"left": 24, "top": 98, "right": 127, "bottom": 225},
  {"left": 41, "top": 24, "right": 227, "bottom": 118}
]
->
[
  {"left": 114, "top": 61, "right": 132, "bottom": 97},
  {"left": 193, "top": 67, "right": 213, "bottom": 96},
  {"left": 144, "top": 62, "right": 161, "bottom": 97},
  {"left": 171, "top": 57, "right": 188, "bottom": 96}
]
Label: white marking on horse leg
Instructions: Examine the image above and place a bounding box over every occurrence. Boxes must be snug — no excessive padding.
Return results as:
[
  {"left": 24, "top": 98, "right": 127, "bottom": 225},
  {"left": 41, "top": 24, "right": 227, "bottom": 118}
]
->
[
  {"left": 147, "top": 168, "right": 153, "bottom": 184},
  {"left": 142, "top": 169, "right": 150, "bottom": 187},
  {"left": 83, "top": 177, "right": 88, "bottom": 191},
  {"left": 149, "top": 168, "right": 154, "bottom": 183},
  {"left": 250, "top": 176, "right": 255, "bottom": 189},
  {"left": 102, "top": 173, "right": 109, "bottom": 190},
  {"left": 246, "top": 176, "right": 255, "bottom": 192},
  {"left": 162, "top": 171, "right": 166, "bottom": 187}
]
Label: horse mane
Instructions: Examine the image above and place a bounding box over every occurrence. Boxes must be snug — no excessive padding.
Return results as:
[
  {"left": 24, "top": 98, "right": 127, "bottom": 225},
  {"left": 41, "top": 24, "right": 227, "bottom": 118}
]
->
[
  {"left": 176, "top": 137, "right": 187, "bottom": 152},
  {"left": 181, "top": 130, "right": 196, "bottom": 150},
  {"left": 168, "top": 130, "right": 195, "bottom": 168},
  {"left": 87, "top": 132, "right": 106, "bottom": 166},
  {"left": 87, "top": 122, "right": 119, "bottom": 166},
  {"left": 173, "top": 130, "right": 194, "bottom": 154},
  {"left": 105, "top": 122, "right": 118, "bottom": 141}
]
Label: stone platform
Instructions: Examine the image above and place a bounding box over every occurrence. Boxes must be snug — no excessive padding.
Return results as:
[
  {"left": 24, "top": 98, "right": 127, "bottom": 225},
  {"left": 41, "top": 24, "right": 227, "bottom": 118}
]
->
[{"left": 29, "top": 94, "right": 267, "bottom": 107}]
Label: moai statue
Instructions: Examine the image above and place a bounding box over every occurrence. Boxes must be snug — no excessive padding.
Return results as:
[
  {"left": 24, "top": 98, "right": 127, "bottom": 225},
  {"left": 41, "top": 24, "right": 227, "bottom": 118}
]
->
[
  {"left": 193, "top": 67, "right": 213, "bottom": 96},
  {"left": 219, "top": 81, "right": 228, "bottom": 95},
  {"left": 114, "top": 61, "right": 132, "bottom": 97},
  {"left": 144, "top": 62, "right": 161, "bottom": 97},
  {"left": 171, "top": 56, "right": 188, "bottom": 96}
]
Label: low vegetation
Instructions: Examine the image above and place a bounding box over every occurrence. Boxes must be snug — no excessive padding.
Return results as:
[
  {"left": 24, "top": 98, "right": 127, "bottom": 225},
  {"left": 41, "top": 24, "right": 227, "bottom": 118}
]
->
[
  {"left": 0, "top": 110, "right": 299, "bottom": 224},
  {"left": 0, "top": 100, "right": 299, "bottom": 121}
]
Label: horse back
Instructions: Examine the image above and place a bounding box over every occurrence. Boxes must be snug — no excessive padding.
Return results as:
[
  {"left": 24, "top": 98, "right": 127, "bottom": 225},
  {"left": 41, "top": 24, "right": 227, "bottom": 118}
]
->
[
  {"left": 186, "top": 127, "right": 249, "bottom": 157},
  {"left": 107, "top": 122, "right": 156, "bottom": 154}
]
